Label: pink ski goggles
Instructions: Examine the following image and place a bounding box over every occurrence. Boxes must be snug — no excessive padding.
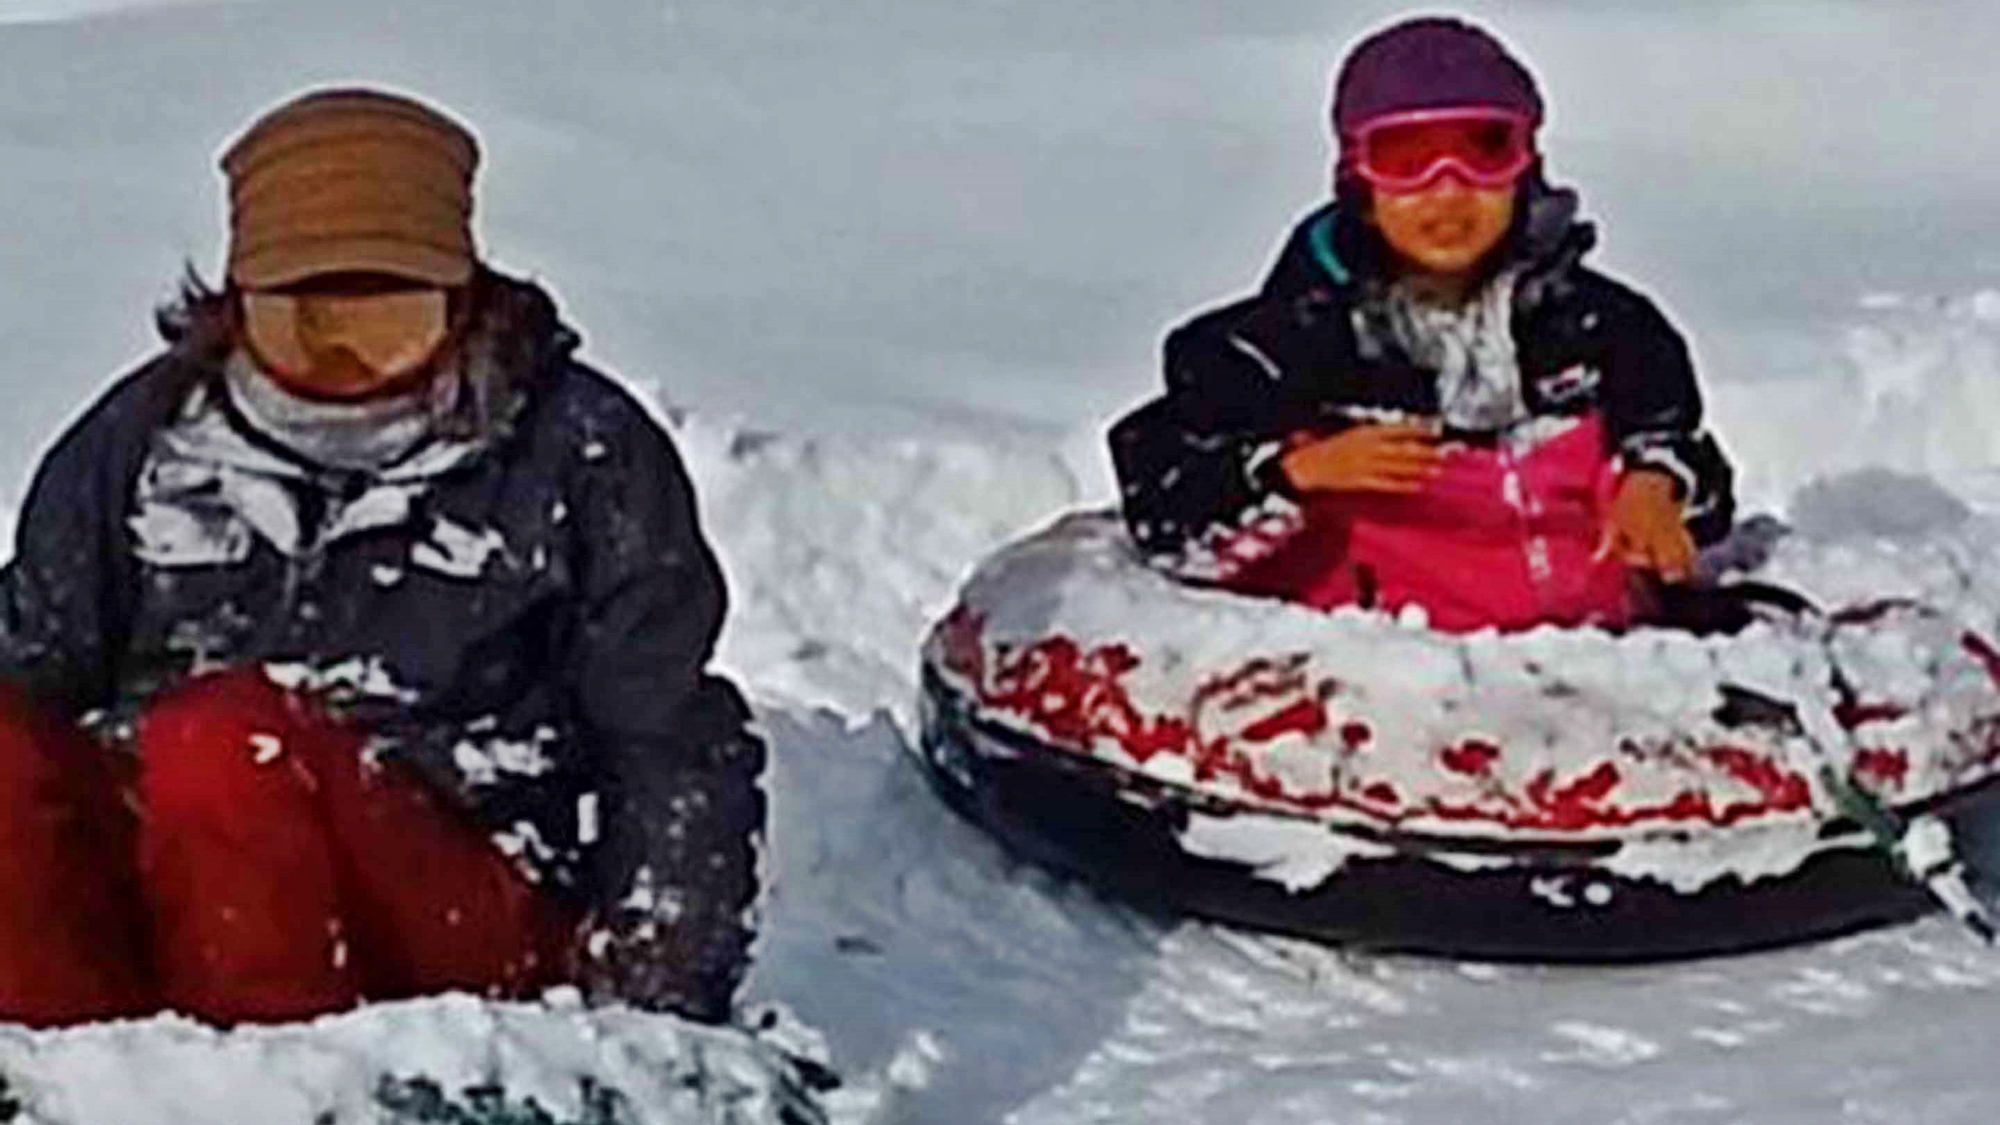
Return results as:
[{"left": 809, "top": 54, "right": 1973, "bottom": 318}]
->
[{"left": 1345, "top": 108, "right": 1536, "bottom": 193}]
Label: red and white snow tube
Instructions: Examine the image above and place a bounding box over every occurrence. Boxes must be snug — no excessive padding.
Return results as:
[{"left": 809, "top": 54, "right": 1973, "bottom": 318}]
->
[{"left": 915, "top": 511, "right": 2000, "bottom": 960}]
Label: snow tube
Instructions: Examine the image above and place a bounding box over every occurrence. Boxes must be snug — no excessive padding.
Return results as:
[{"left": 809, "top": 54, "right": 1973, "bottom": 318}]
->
[{"left": 915, "top": 511, "right": 2000, "bottom": 961}]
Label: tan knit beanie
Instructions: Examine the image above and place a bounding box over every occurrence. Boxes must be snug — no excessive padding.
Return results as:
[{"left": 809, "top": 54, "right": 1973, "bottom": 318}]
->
[{"left": 222, "top": 88, "right": 480, "bottom": 290}]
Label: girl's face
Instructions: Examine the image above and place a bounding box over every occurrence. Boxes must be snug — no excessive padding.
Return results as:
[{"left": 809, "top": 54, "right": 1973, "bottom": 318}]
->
[{"left": 1369, "top": 175, "right": 1516, "bottom": 281}]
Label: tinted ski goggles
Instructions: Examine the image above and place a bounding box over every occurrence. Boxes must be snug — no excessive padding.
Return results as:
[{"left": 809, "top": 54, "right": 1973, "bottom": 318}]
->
[
  {"left": 1346, "top": 108, "right": 1536, "bottom": 193},
  {"left": 241, "top": 286, "right": 453, "bottom": 391}
]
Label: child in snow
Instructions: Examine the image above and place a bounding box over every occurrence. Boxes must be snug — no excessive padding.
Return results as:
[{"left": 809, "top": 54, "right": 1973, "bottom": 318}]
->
[
  {"left": 1111, "top": 16, "right": 1735, "bottom": 633},
  {"left": 0, "top": 89, "right": 762, "bottom": 1027}
]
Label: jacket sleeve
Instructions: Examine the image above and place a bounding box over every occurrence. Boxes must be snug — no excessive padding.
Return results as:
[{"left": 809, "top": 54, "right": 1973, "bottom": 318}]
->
[
  {"left": 563, "top": 386, "right": 765, "bottom": 1024},
  {"left": 0, "top": 392, "right": 136, "bottom": 716},
  {"left": 1595, "top": 287, "right": 1737, "bottom": 546},
  {"left": 1109, "top": 300, "right": 1317, "bottom": 582}
]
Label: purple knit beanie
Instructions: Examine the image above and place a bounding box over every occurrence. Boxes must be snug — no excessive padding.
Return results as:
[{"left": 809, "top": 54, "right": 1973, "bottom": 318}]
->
[{"left": 1332, "top": 17, "right": 1544, "bottom": 138}]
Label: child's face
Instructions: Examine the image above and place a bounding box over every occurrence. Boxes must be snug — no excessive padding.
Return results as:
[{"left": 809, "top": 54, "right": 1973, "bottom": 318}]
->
[{"left": 1370, "top": 177, "right": 1516, "bottom": 280}]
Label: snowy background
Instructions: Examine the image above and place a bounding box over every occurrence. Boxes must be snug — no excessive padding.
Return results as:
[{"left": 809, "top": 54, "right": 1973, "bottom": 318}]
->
[{"left": 3, "top": 0, "right": 2000, "bottom": 1121}]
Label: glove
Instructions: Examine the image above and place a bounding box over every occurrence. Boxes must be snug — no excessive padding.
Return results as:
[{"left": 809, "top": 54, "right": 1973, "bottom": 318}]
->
[{"left": 576, "top": 726, "right": 767, "bottom": 1025}]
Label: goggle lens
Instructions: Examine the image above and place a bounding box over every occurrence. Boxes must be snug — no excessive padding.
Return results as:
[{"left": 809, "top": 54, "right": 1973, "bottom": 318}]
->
[
  {"left": 1354, "top": 113, "right": 1533, "bottom": 191},
  {"left": 243, "top": 289, "right": 451, "bottom": 391}
]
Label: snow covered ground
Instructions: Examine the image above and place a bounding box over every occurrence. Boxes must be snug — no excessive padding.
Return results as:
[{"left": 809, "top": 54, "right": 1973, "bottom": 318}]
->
[
  {"left": 0, "top": 993, "right": 837, "bottom": 1124},
  {"left": 4, "top": 0, "right": 2000, "bottom": 1122}
]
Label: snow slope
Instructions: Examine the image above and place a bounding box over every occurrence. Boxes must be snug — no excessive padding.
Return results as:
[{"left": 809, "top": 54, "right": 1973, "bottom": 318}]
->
[
  {"left": 3, "top": 0, "right": 2000, "bottom": 1123},
  {"left": 696, "top": 307, "right": 2000, "bottom": 1124}
]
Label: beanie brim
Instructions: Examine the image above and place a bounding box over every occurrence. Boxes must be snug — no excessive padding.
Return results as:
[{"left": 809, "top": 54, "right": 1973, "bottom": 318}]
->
[{"left": 229, "top": 234, "right": 474, "bottom": 290}]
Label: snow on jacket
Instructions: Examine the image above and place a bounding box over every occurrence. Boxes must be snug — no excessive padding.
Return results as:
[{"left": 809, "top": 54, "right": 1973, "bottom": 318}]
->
[
  {"left": 1110, "top": 189, "right": 1735, "bottom": 590},
  {"left": 0, "top": 271, "right": 762, "bottom": 1020}
]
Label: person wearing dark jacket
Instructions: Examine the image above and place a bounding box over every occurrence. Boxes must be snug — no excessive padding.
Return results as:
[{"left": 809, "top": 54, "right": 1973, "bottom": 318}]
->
[
  {"left": 0, "top": 89, "right": 762, "bottom": 1027},
  {"left": 1111, "top": 17, "right": 1734, "bottom": 633}
]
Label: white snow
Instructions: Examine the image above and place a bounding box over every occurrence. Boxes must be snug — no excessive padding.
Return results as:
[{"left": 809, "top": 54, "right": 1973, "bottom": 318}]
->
[
  {"left": 1178, "top": 812, "right": 1395, "bottom": 894},
  {"left": 410, "top": 516, "right": 509, "bottom": 580},
  {"left": 450, "top": 728, "right": 558, "bottom": 788},
  {"left": 1720, "top": 291, "right": 2000, "bottom": 510},
  {"left": 263, "top": 655, "right": 421, "bottom": 706},
  {"left": 4, "top": 0, "right": 2000, "bottom": 1123},
  {"left": 0, "top": 993, "right": 833, "bottom": 1124},
  {"left": 247, "top": 731, "right": 282, "bottom": 764}
]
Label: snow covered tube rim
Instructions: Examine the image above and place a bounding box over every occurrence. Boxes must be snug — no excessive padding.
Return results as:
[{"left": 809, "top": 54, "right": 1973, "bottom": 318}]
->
[{"left": 920, "top": 510, "right": 2000, "bottom": 852}]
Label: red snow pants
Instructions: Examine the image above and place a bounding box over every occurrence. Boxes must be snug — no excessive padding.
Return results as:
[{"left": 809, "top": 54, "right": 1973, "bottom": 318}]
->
[{"left": 0, "top": 668, "right": 577, "bottom": 1027}]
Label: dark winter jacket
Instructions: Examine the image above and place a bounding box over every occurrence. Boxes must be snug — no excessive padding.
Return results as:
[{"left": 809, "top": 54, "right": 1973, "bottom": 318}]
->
[
  {"left": 1111, "top": 194, "right": 1735, "bottom": 579},
  {"left": 0, "top": 272, "right": 762, "bottom": 1021}
]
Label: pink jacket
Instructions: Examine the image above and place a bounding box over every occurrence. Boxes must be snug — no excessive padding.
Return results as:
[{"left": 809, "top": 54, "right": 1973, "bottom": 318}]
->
[{"left": 1229, "top": 414, "right": 1632, "bottom": 633}]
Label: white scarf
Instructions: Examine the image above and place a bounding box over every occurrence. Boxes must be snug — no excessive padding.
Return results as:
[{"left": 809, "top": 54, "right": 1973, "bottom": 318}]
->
[
  {"left": 1369, "top": 269, "right": 1529, "bottom": 433},
  {"left": 223, "top": 351, "right": 456, "bottom": 472}
]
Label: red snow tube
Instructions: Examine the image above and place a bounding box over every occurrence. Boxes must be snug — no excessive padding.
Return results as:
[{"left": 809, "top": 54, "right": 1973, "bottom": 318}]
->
[{"left": 914, "top": 512, "right": 2000, "bottom": 961}]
